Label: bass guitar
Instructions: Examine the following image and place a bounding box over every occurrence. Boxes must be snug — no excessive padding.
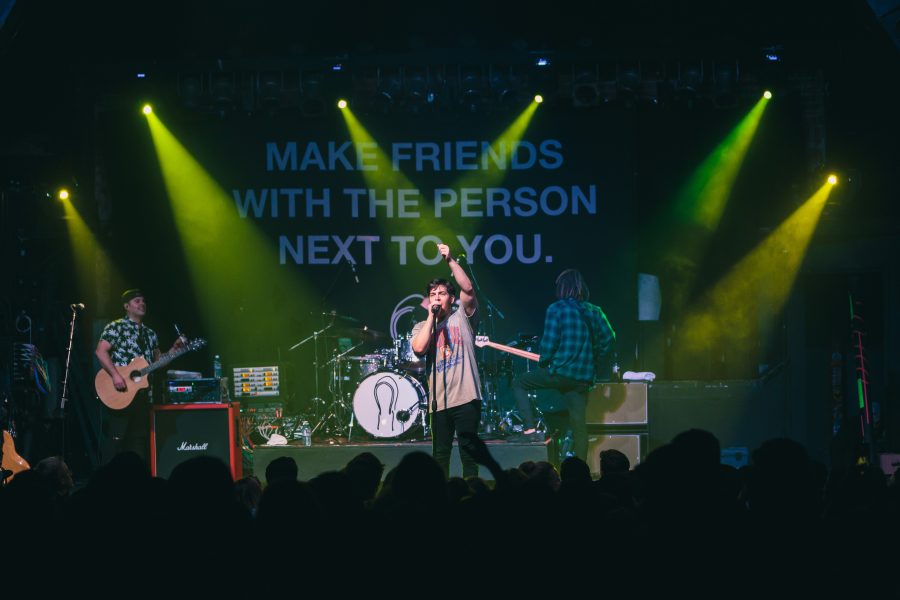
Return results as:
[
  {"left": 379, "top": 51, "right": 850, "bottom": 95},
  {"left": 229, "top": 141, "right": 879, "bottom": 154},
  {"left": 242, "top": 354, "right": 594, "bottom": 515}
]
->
[
  {"left": 474, "top": 335, "right": 540, "bottom": 362},
  {"left": 95, "top": 338, "right": 207, "bottom": 410}
]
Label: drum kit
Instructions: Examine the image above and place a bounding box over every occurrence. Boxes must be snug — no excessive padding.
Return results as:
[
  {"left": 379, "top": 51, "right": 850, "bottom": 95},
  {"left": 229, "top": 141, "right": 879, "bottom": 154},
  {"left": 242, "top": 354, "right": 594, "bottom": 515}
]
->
[
  {"left": 288, "top": 312, "right": 428, "bottom": 442},
  {"left": 292, "top": 311, "right": 548, "bottom": 443}
]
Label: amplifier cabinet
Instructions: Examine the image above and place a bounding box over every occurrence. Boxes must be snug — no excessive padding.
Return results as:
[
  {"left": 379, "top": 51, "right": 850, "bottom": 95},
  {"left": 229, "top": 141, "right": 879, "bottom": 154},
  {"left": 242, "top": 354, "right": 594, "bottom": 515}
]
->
[
  {"left": 150, "top": 402, "right": 242, "bottom": 480},
  {"left": 586, "top": 433, "right": 646, "bottom": 475},
  {"left": 586, "top": 383, "right": 648, "bottom": 425}
]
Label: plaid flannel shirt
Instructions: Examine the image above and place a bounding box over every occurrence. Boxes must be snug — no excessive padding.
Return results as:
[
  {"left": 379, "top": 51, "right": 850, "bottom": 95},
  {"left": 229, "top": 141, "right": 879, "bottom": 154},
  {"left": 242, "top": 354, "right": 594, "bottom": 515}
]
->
[{"left": 538, "top": 298, "right": 615, "bottom": 382}]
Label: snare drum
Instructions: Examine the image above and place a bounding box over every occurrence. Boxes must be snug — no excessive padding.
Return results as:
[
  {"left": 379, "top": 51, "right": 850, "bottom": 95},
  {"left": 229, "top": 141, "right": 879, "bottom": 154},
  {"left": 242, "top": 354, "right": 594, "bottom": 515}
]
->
[{"left": 352, "top": 371, "right": 426, "bottom": 438}]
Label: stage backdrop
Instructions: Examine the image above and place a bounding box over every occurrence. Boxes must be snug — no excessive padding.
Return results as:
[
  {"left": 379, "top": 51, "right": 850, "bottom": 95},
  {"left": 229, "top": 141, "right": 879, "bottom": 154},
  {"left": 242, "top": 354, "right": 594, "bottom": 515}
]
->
[{"left": 97, "top": 107, "right": 638, "bottom": 407}]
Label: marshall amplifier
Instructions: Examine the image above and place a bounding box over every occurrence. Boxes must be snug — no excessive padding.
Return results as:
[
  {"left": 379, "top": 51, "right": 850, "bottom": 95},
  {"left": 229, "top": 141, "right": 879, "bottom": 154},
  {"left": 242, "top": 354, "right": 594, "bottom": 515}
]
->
[{"left": 150, "top": 403, "right": 242, "bottom": 480}]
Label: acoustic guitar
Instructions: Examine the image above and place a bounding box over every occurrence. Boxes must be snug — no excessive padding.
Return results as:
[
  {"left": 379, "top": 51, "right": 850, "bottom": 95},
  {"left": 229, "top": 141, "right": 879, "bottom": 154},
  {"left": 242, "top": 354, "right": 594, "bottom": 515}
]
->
[
  {"left": 95, "top": 338, "right": 207, "bottom": 410},
  {"left": 1, "top": 429, "right": 29, "bottom": 483}
]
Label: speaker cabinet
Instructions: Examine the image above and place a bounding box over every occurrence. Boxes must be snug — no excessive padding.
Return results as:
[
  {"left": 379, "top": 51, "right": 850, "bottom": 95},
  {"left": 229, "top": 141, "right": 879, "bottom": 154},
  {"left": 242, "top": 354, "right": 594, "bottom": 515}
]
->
[
  {"left": 587, "top": 433, "right": 645, "bottom": 475},
  {"left": 150, "top": 403, "right": 242, "bottom": 480},
  {"left": 586, "top": 383, "right": 648, "bottom": 425}
]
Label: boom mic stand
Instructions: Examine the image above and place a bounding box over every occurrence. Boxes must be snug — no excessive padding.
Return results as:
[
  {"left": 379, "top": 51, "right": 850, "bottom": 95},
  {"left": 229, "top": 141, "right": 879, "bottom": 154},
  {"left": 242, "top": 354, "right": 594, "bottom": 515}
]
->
[{"left": 59, "top": 303, "right": 83, "bottom": 463}]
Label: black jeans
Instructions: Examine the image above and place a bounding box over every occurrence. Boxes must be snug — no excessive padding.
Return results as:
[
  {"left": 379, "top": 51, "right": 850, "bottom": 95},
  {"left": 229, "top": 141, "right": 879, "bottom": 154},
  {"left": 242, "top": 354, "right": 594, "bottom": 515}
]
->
[
  {"left": 512, "top": 367, "right": 590, "bottom": 460},
  {"left": 431, "top": 400, "right": 482, "bottom": 478},
  {"left": 105, "top": 390, "right": 151, "bottom": 466}
]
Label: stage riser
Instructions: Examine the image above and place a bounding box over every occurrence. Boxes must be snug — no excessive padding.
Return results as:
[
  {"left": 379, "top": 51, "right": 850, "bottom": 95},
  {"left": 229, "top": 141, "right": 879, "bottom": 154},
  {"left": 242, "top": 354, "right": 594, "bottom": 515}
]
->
[{"left": 252, "top": 441, "right": 551, "bottom": 481}]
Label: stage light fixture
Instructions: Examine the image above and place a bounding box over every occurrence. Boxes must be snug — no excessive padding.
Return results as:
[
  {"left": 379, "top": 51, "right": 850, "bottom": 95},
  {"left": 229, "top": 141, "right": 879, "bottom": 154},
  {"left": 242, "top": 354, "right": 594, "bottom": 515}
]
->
[
  {"left": 300, "top": 71, "right": 326, "bottom": 116},
  {"left": 459, "top": 66, "right": 484, "bottom": 113},
  {"left": 374, "top": 67, "right": 402, "bottom": 113},
  {"left": 178, "top": 73, "right": 204, "bottom": 110},
  {"left": 712, "top": 61, "right": 738, "bottom": 108},
  {"left": 571, "top": 64, "right": 600, "bottom": 107},
  {"left": 210, "top": 72, "right": 237, "bottom": 112},
  {"left": 142, "top": 104, "right": 153, "bottom": 115},
  {"left": 763, "top": 90, "right": 772, "bottom": 99},
  {"left": 617, "top": 64, "right": 640, "bottom": 108},
  {"left": 258, "top": 71, "right": 284, "bottom": 109},
  {"left": 827, "top": 174, "right": 838, "bottom": 185},
  {"left": 534, "top": 94, "right": 544, "bottom": 103},
  {"left": 58, "top": 189, "right": 70, "bottom": 200},
  {"left": 337, "top": 99, "right": 347, "bottom": 109},
  {"left": 404, "top": 67, "right": 428, "bottom": 113}
]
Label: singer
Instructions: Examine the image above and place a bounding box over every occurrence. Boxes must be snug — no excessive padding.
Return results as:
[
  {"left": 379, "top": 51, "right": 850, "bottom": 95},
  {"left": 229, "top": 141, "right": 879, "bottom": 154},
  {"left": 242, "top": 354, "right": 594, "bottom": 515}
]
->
[{"left": 410, "top": 242, "right": 483, "bottom": 478}]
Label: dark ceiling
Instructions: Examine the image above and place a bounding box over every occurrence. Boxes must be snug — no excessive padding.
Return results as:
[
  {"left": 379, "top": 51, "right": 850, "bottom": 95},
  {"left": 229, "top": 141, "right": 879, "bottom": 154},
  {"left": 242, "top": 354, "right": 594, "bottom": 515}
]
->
[{"left": 1, "top": 0, "right": 898, "bottom": 229}]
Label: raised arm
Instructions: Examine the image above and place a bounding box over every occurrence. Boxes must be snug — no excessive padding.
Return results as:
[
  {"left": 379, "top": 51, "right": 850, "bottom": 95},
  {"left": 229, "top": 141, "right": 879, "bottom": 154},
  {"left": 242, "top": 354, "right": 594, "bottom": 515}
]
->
[{"left": 438, "top": 243, "right": 477, "bottom": 316}]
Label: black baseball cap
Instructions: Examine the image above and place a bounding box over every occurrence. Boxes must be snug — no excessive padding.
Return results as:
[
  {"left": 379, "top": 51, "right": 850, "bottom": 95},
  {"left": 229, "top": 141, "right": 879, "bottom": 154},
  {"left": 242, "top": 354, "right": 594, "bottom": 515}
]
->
[{"left": 121, "top": 288, "right": 145, "bottom": 303}]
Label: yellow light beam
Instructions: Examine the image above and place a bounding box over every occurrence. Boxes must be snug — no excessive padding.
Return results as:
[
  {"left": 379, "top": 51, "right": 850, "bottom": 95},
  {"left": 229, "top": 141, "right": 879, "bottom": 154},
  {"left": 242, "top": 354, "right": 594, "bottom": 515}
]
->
[
  {"left": 453, "top": 99, "right": 540, "bottom": 192},
  {"left": 340, "top": 105, "right": 461, "bottom": 246},
  {"left": 59, "top": 196, "right": 122, "bottom": 304},
  {"left": 144, "top": 111, "right": 318, "bottom": 345},
  {"left": 679, "top": 182, "right": 833, "bottom": 352}
]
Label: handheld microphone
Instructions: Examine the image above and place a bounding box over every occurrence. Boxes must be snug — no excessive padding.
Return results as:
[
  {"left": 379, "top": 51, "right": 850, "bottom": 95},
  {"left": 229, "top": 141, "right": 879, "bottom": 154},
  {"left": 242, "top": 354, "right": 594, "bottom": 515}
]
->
[
  {"left": 349, "top": 260, "right": 360, "bottom": 284},
  {"left": 431, "top": 305, "right": 440, "bottom": 315},
  {"left": 70, "top": 303, "right": 85, "bottom": 310}
]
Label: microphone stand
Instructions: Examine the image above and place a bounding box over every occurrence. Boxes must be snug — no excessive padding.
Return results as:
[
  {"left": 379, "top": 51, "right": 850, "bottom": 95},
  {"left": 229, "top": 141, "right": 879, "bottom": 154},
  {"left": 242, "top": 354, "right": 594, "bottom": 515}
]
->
[
  {"left": 431, "top": 313, "right": 439, "bottom": 440},
  {"left": 59, "top": 305, "right": 80, "bottom": 463},
  {"left": 459, "top": 257, "right": 506, "bottom": 433}
]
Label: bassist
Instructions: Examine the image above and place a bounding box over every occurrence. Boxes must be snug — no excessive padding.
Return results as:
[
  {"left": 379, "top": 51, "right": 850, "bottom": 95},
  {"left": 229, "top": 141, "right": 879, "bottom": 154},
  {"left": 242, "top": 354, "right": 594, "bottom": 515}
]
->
[
  {"left": 511, "top": 269, "right": 615, "bottom": 460},
  {"left": 95, "top": 289, "right": 183, "bottom": 464}
]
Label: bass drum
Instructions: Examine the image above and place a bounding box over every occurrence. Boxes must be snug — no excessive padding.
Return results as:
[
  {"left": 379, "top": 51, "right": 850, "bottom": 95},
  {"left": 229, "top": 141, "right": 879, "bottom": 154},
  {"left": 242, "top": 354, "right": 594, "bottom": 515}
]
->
[{"left": 352, "top": 371, "right": 426, "bottom": 439}]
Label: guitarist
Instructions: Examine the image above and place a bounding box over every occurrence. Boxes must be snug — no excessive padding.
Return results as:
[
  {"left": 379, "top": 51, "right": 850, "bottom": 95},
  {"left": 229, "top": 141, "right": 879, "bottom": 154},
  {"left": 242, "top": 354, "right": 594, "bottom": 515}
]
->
[
  {"left": 95, "top": 289, "right": 183, "bottom": 464},
  {"left": 511, "top": 269, "right": 615, "bottom": 461}
]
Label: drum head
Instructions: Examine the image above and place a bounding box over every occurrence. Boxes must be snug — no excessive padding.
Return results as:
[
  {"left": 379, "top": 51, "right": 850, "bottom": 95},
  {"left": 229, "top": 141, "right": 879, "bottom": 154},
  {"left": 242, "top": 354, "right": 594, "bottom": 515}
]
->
[{"left": 352, "top": 371, "right": 425, "bottom": 439}]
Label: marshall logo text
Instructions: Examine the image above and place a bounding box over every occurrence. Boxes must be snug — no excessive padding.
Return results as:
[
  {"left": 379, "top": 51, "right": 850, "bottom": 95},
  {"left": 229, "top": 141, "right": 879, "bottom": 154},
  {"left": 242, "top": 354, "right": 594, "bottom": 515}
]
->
[{"left": 177, "top": 441, "right": 210, "bottom": 451}]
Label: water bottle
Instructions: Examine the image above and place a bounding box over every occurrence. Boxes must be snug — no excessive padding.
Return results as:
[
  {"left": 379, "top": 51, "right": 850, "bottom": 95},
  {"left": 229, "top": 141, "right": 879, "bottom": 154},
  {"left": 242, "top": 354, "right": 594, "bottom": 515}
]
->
[
  {"left": 213, "top": 355, "right": 222, "bottom": 379},
  {"left": 300, "top": 420, "right": 312, "bottom": 447}
]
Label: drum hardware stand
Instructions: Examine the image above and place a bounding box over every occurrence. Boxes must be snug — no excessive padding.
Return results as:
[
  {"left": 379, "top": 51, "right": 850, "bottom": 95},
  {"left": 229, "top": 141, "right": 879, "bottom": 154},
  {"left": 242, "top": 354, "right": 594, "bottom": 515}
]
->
[
  {"left": 289, "top": 320, "right": 336, "bottom": 429},
  {"left": 497, "top": 395, "right": 548, "bottom": 436},
  {"left": 326, "top": 343, "right": 364, "bottom": 440}
]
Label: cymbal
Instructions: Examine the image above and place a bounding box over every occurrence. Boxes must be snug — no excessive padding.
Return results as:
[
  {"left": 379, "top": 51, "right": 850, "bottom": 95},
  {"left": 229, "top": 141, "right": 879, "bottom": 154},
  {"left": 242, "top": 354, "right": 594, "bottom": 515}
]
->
[
  {"left": 337, "top": 325, "right": 390, "bottom": 342},
  {"left": 313, "top": 311, "right": 361, "bottom": 323}
]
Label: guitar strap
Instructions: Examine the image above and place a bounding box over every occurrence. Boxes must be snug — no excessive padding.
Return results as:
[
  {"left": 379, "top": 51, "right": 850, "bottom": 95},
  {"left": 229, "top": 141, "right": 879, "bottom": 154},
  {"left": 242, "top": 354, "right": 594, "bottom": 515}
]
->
[
  {"left": 137, "top": 323, "right": 154, "bottom": 403},
  {"left": 138, "top": 323, "right": 151, "bottom": 361},
  {"left": 574, "top": 300, "right": 601, "bottom": 384}
]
